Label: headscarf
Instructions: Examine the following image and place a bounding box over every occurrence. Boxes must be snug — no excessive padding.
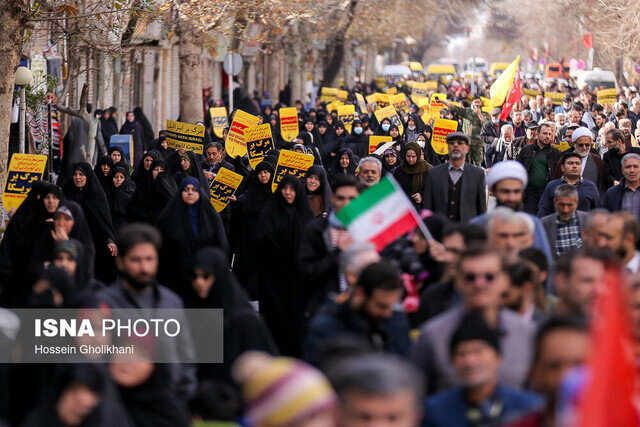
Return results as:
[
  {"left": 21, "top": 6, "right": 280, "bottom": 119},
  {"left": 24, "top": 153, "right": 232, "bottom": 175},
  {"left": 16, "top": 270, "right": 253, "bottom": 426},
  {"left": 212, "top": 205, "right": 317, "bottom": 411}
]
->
[
  {"left": 381, "top": 148, "right": 400, "bottom": 175},
  {"left": 243, "top": 161, "right": 275, "bottom": 216},
  {"left": 62, "top": 162, "right": 115, "bottom": 246},
  {"left": 171, "top": 150, "right": 209, "bottom": 189},
  {"left": 132, "top": 150, "right": 160, "bottom": 185},
  {"left": 107, "top": 146, "right": 125, "bottom": 162},
  {"left": 126, "top": 158, "right": 177, "bottom": 223},
  {"left": 94, "top": 155, "right": 115, "bottom": 192},
  {"left": 400, "top": 142, "right": 431, "bottom": 194},
  {"left": 181, "top": 177, "right": 201, "bottom": 236},
  {"left": 156, "top": 176, "right": 228, "bottom": 297},
  {"left": 305, "top": 165, "right": 333, "bottom": 216},
  {"left": 259, "top": 176, "right": 313, "bottom": 256}
]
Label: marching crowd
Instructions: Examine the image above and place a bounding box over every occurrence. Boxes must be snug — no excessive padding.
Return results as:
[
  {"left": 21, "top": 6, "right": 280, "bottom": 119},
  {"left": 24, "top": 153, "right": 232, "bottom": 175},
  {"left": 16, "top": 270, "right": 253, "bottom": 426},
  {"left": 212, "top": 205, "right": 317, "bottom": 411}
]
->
[{"left": 1, "top": 73, "right": 640, "bottom": 426}]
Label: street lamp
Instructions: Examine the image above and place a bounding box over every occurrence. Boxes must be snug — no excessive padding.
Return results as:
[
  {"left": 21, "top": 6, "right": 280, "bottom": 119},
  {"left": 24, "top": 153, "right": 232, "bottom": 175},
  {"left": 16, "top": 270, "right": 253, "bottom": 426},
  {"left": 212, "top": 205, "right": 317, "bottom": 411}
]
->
[{"left": 15, "top": 66, "right": 33, "bottom": 154}]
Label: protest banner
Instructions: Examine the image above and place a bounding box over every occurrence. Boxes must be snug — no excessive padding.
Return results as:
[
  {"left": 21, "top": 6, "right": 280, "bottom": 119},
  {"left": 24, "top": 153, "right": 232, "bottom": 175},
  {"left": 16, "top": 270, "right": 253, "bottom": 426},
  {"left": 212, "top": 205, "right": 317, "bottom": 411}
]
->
[
  {"left": 109, "top": 134, "right": 134, "bottom": 164},
  {"left": 355, "top": 93, "right": 368, "bottom": 113},
  {"left": 166, "top": 120, "right": 205, "bottom": 155},
  {"left": 372, "top": 140, "right": 397, "bottom": 156},
  {"left": 365, "top": 93, "right": 378, "bottom": 107},
  {"left": 271, "top": 150, "right": 314, "bottom": 192},
  {"left": 369, "top": 136, "right": 392, "bottom": 154},
  {"left": 411, "top": 82, "right": 431, "bottom": 104},
  {"left": 338, "top": 105, "right": 356, "bottom": 133},
  {"left": 431, "top": 93, "right": 447, "bottom": 104},
  {"left": 418, "top": 98, "right": 431, "bottom": 110},
  {"left": 597, "top": 88, "right": 618, "bottom": 105},
  {"left": 375, "top": 93, "right": 391, "bottom": 109},
  {"left": 425, "top": 80, "right": 438, "bottom": 90},
  {"left": 546, "top": 92, "right": 564, "bottom": 105},
  {"left": 390, "top": 93, "right": 408, "bottom": 113},
  {"left": 226, "top": 110, "right": 260, "bottom": 157},
  {"left": 431, "top": 118, "right": 458, "bottom": 155},
  {"left": 320, "top": 87, "right": 338, "bottom": 102},
  {"left": 374, "top": 105, "right": 404, "bottom": 135},
  {"left": 2, "top": 153, "right": 48, "bottom": 212},
  {"left": 522, "top": 88, "right": 541, "bottom": 99},
  {"left": 386, "top": 87, "right": 398, "bottom": 95},
  {"left": 337, "top": 90, "right": 348, "bottom": 101},
  {"left": 279, "top": 107, "right": 299, "bottom": 142},
  {"left": 209, "top": 107, "right": 228, "bottom": 139},
  {"left": 209, "top": 167, "right": 243, "bottom": 212},
  {"left": 244, "top": 124, "right": 274, "bottom": 169},
  {"left": 325, "top": 101, "right": 343, "bottom": 113}
]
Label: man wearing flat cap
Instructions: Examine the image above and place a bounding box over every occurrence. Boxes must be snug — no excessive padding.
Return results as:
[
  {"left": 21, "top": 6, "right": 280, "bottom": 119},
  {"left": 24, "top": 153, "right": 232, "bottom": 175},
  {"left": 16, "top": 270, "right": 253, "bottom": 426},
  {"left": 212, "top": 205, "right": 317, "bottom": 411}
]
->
[
  {"left": 481, "top": 107, "right": 509, "bottom": 156},
  {"left": 423, "top": 132, "right": 487, "bottom": 222}
]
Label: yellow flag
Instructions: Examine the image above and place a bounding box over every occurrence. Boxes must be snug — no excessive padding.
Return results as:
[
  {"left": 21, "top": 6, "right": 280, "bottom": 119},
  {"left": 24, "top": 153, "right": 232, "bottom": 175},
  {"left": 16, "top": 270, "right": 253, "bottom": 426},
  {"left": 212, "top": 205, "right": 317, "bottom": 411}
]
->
[{"left": 489, "top": 55, "right": 520, "bottom": 107}]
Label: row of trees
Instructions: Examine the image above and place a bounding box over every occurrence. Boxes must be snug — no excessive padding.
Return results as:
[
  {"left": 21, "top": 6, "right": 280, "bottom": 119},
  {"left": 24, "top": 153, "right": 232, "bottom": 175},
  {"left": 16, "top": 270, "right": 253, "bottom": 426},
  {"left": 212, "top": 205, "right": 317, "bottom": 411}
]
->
[{"left": 0, "top": 0, "right": 481, "bottom": 192}]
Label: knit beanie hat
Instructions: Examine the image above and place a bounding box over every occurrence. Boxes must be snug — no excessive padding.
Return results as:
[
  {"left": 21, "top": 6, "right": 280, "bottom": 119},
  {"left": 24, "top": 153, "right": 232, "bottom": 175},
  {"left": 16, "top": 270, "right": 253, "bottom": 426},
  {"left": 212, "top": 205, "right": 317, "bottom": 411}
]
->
[{"left": 233, "top": 351, "right": 336, "bottom": 426}]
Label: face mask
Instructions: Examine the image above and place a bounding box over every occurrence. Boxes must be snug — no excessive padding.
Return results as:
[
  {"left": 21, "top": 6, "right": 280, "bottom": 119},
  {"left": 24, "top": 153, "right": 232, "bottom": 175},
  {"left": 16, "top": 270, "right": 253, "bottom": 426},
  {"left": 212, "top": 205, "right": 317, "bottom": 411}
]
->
[
  {"left": 381, "top": 123, "right": 390, "bottom": 132},
  {"left": 354, "top": 127, "right": 363, "bottom": 134},
  {"left": 491, "top": 118, "right": 499, "bottom": 124},
  {"left": 408, "top": 125, "right": 416, "bottom": 130}
]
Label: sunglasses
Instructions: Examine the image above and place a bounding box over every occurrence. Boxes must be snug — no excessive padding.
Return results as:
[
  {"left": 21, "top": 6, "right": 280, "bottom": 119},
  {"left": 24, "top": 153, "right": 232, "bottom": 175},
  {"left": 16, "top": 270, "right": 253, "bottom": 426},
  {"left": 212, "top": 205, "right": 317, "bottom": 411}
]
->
[{"left": 463, "top": 272, "right": 498, "bottom": 283}]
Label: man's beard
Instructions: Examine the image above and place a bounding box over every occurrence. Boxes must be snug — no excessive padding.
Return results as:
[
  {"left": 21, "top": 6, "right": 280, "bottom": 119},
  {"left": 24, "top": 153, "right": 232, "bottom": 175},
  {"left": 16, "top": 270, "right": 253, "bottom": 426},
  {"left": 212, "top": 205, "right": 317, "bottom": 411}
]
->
[
  {"left": 121, "top": 270, "right": 155, "bottom": 290},
  {"left": 497, "top": 199, "right": 524, "bottom": 212}
]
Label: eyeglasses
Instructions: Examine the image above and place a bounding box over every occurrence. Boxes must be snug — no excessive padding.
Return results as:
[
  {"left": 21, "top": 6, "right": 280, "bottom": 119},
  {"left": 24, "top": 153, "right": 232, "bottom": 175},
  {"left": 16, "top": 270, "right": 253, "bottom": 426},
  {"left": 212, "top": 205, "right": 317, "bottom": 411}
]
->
[{"left": 463, "top": 272, "right": 498, "bottom": 283}]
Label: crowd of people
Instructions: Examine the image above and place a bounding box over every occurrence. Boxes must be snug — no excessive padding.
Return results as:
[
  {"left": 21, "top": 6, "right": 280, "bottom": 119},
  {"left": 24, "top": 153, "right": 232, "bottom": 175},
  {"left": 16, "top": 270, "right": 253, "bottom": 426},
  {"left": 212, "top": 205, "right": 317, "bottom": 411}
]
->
[{"left": 1, "top": 71, "right": 640, "bottom": 426}]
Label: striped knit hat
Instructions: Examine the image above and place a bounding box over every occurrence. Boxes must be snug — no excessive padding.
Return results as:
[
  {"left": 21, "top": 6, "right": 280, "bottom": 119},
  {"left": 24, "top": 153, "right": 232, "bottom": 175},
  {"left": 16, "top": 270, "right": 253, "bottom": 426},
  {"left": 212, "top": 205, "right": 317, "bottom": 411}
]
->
[{"left": 233, "top": 351, "right": 336, "bottom": 426}]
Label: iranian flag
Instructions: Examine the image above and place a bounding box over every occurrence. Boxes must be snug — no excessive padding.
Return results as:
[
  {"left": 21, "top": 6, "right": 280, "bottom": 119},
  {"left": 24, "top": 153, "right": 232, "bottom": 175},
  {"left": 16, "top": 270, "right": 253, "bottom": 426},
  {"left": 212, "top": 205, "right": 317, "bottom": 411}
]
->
[{"left": 337, "top": 176, "right": 422, "bottom": 252}]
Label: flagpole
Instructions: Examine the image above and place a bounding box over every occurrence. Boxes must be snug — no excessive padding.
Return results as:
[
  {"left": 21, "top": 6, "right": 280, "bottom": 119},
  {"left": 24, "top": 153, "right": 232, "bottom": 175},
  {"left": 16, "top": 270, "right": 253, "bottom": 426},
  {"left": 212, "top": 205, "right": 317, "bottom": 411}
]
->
[{"left": 388, "top": 175, "right": 436, "bottom": 243}]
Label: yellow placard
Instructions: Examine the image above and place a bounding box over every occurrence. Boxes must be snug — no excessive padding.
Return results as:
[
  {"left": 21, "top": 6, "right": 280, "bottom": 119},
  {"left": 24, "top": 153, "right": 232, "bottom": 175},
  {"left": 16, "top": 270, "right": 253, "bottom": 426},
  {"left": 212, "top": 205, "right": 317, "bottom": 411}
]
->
[
  {"left": 279, "top": 107, "right": 299, "bottom": 142},
  {"left": 209, "top": 107, "right": 228, "bottom": 139},
  {"left": 366, "top": 94, "right": 378, "bottom": 105},
  {"left": 369, "top": 136, "right": 392, "bottom": 154},
  {"left": 411, "top": 82, "right": 431, "bottom": 104},
  {"left": 597, "top": 88, "right": 618, "bottom": 105},
  {"left": 2, "top": 153, "right": 48, "bottom": 212},
  {"left": 386, "top": 87, "right": 398, "bottom": 95},
  {"left": 431, "top": 118, "right": 458, "bottom": 155},
  {"left": 481, "top": 96, "right": 493, "bottom": 107},
  {"left": 355, "top": 93, "right": 368, "bottom": 113},
  {"left": 418, "top": 98, "right": 431, "bottom": 110},
  {"left": 425, "top": 81, "right": 438, "bottom": 90},
  {"left": 166, "top": 120, "right": 206, "bottom": 154},
  {"left": 337, "top": 90, "right": 348, "bottom": 101},
  {"left": 326, "top": 101, "right": 343, "bottom": 114},
  {"left": 546, "top": 92, "right": 564, "bottom": 106},
  {"left": 374, "top": 105, "right": 404, "bottom": 135},
  {"left": 321, "top": 87, "right": 339, "bottom": 103},
  {"left": 338, "top": 105, "right": 356, "bottom": 133},
  {"left": 376, "top": 93, "right": 391, "bottom": 110},
  {"left": 421, "top": 111, "right": 434, "bottom": 127},
  {"left": 226, "top": 110, "right": 260, "bottom": 158},
  {"left": 390, "top": 93, "right": 408, "bottom": 113},
  {"left": 209, "top": 168, "right": 243, "bottom": 212},
  {"left": 553, "top": 140, "right": 571, "bottom": 152},
  {"left": 244, "top": 124, "right": 275, "bottom": 169},
  {"left": 522, "top": 88, "right": 541, "bottom": 99},
  {"left": 271, "top": 150, "right": 315, "bottom": 192}
]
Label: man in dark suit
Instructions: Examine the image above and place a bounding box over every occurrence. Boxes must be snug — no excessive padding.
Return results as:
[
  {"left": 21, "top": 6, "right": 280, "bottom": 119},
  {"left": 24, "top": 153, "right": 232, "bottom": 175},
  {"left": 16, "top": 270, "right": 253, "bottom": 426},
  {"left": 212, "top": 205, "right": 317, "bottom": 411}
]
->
[
  {"left": 516, "top": 122, "right": 562, "bottom": 214},
  {"left": 423, "top": 132, "right": 487, "bottom": 222},
  {"left": 541, "top": 184, "right": 588, "bottom": 260},
  {"left": 481, "top": 107, "right": 509, "bottom": 152},
  {"left": 602, "top": 128, "right": 640, "bottom": 189}
]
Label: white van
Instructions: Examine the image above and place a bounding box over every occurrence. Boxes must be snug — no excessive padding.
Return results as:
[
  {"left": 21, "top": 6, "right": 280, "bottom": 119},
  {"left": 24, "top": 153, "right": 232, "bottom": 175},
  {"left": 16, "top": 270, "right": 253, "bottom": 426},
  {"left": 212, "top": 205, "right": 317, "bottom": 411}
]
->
[{"left": 575, "top": 69, "right": 619, "bottom": 91}]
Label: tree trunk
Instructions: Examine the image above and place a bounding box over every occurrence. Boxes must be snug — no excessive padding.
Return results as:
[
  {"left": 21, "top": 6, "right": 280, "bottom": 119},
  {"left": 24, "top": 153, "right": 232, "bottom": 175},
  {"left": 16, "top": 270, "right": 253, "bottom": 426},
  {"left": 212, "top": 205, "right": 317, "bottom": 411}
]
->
[
  {"left": 0, "top": 0, "right": 29, "bottom": 197},
  {"left": 319, "top": 0, "right": 358, "bottom": 89},
  {"left": 55, "top": 83, "right": 98, "bottom": 164},
  {"left": 178, "top": 20, "right": 203, "bottom": 124}
]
